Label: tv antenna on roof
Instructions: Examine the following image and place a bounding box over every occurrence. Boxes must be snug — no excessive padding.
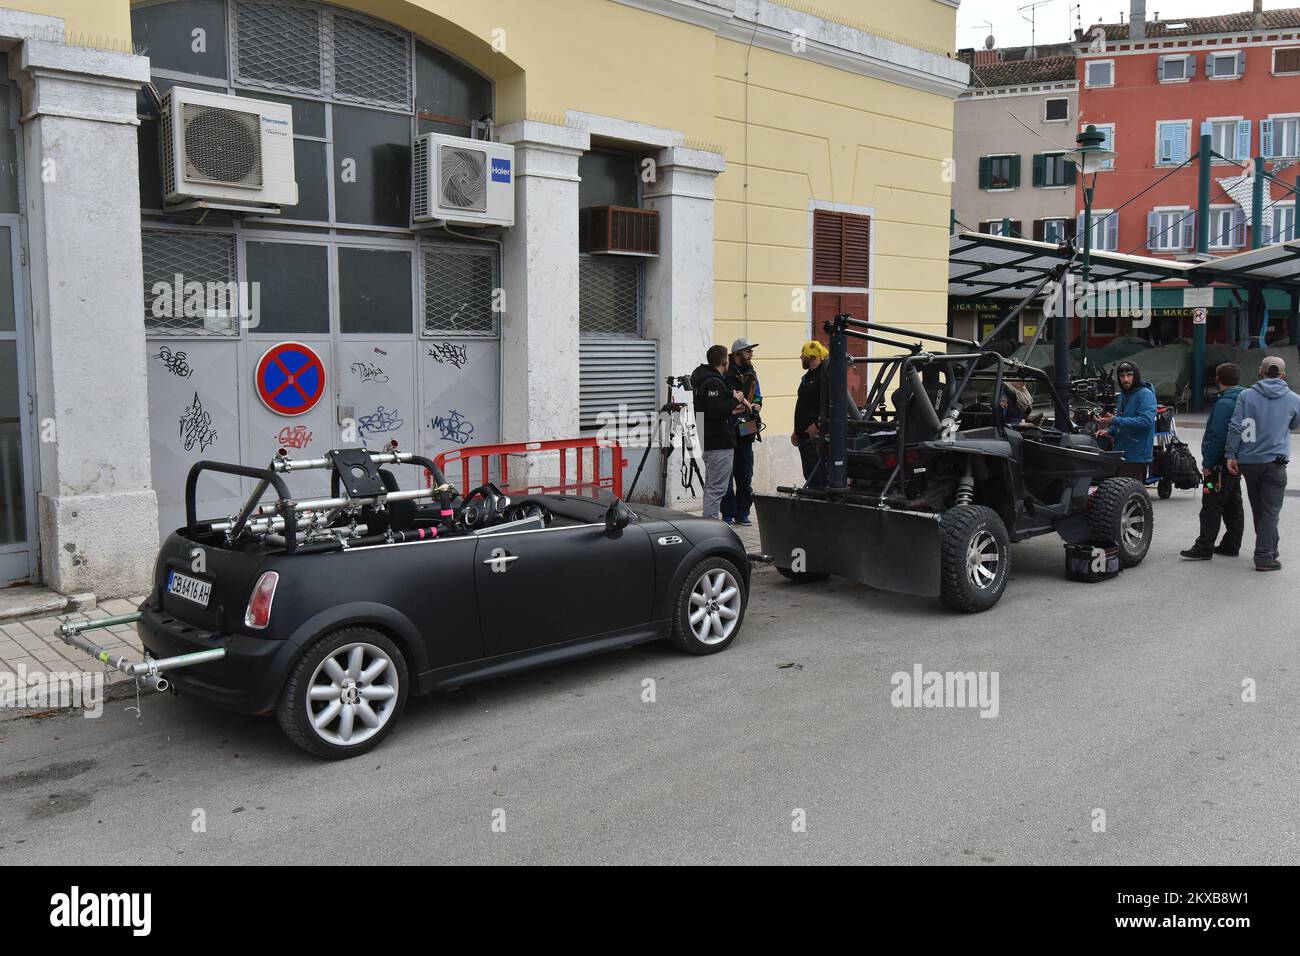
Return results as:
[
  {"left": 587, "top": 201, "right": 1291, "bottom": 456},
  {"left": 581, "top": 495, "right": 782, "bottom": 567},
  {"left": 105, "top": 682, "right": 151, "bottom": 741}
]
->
[{"left": 1019, "top": 0, "right": 1053, "bottom": 57}]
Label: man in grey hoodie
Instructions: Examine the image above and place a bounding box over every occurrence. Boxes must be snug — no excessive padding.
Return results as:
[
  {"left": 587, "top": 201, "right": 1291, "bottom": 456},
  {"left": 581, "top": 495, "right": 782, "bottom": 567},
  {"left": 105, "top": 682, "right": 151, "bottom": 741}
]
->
[{"left": 1225, "top": 356, "right": 1300, "bottom": 571}]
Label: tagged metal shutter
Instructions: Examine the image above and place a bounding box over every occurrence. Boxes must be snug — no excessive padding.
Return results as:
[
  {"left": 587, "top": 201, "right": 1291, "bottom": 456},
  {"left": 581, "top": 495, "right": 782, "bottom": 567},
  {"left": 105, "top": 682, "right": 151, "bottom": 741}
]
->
[{"left": 579, "top": 338, "right": 658, "bottom": 431}]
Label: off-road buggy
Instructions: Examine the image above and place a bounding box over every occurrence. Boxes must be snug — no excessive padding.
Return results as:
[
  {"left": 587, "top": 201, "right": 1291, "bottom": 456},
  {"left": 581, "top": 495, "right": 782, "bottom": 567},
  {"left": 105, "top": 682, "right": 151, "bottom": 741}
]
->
[{"left": 754, "top": 315, "right": 1153, "bottom": 612}]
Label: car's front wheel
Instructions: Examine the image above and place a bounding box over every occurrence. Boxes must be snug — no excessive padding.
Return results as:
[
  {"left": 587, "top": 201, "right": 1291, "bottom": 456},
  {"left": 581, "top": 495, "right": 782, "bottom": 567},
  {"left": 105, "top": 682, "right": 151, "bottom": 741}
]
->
[
  {"left": 277, "top": 627, "right": 409, "bottom": 759},
  {"left": 669, "top": 556, "right": 747, "bottom": 655}
]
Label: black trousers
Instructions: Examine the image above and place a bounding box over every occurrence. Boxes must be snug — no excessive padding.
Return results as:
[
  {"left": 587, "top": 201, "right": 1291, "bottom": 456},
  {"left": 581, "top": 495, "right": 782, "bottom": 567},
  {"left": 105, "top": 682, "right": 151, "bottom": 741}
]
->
[
  {"left": 799, "top": 438, "right": 826, "bottom": 489},
  {"left": 1240, "top": 460, "right": 1288, "bottom": 564},
  {"left": 1194, "top": 468, "right": 1244, "bottom": 552}
]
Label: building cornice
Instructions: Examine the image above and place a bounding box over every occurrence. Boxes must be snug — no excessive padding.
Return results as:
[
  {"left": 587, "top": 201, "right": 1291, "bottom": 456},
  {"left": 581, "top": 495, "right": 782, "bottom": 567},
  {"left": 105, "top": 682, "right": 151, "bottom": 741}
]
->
[
  {"left": 1076, "top": 30, "right": 1300, "bottom": 57},
  {"left": 611, "top": 0, "right": 970, "bottom": 99}
]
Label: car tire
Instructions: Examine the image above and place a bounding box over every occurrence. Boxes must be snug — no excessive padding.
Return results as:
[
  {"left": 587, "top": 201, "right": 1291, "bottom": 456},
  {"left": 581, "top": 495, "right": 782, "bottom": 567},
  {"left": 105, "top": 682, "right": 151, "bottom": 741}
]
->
[
  {"left": 776, "top": 566, "right": 830, "bottom": 584},
  {"left": 277, "top": 627, "right": 409, "bottom": 759},
  {"left": 1157, "top": 479, "right": 1172, "bottom": 499},
  {"left": 669, "top": 556, "right": 747, "bottom": 655},
  {"left": 1088, "top": 477, "right": 1154, "bottom": 567},
  {"left": 939, "top": 504, "right": 1010, "bottom": 613}
]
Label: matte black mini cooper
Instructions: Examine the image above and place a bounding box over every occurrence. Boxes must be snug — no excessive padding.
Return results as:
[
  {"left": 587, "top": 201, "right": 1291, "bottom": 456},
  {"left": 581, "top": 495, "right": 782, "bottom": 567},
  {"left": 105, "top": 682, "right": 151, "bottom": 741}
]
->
[{"left": 139, "top": 449, "right": 750, "bottom": 758}]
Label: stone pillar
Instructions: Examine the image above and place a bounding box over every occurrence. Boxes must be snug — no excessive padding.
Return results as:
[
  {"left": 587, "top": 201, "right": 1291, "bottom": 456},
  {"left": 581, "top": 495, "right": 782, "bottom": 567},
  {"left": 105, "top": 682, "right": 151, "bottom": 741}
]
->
[
  {"left": 11, "top": 39, "right": 157, "bottom": 598},
  {"left": 495, "top": 120, "right": 587, "bottom": 448},
  {"left": 643, "top": 146, "right": 725, "bottom": 507}
]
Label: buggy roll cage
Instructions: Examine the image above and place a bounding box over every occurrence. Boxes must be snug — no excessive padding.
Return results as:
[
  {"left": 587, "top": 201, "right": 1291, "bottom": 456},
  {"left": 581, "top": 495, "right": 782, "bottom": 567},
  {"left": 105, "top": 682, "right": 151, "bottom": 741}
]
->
[
  {"left": 185, "top": 445, "right": 450, "bottom": 554},
  {"left": 819, "top": 312, "right": 1077, "bottom": 496}
]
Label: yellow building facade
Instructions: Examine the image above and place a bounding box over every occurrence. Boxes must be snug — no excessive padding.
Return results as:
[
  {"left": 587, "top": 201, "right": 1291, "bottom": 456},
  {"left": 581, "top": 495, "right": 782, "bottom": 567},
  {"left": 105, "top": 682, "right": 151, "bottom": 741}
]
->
[{"left": 0, "top": 0, "right": 965, "bottom": 595}]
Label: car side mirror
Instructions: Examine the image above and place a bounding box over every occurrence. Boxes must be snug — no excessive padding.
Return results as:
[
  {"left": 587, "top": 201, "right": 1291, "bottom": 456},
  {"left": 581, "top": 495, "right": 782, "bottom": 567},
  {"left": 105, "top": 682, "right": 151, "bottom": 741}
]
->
[{"left": 605, "top": 499, "right": 632, "bottom": 533}]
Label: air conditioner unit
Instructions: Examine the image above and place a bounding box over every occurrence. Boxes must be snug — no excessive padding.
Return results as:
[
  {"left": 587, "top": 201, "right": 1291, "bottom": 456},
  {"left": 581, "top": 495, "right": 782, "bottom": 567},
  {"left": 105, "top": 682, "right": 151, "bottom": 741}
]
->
[
  {"left": 412, "top": 132, "right": 515, "bottom": 227},
  {"left": 160, "top": 87, "right": 298, "bottom": 208}
]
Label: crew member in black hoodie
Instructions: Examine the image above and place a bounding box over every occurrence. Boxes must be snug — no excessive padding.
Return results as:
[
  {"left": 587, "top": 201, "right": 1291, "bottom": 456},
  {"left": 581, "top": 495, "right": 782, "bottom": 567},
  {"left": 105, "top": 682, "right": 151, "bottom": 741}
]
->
[
  {"left": 691, "top": 344, "right": 744, "bottom": 519},
  {"left": 792, "top": 340, "right": 829, "bottom": 488}
]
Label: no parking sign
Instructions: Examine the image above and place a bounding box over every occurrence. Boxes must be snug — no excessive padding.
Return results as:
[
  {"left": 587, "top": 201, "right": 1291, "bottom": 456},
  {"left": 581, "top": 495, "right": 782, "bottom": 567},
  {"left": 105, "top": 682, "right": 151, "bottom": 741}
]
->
[{"left": 255, "top": 342, "right": 327, "bottom": 416}]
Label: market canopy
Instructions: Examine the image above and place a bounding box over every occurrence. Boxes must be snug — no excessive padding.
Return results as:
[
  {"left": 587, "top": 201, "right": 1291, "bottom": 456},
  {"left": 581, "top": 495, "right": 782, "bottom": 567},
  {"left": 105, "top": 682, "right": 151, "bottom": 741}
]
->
[
  {"left": 948, "top": 232, "right": 1190, "bottom": 300},
  {"left": 949, "top": 232, "right": 1300, "bottom": 300},
  {"left": 1191, "top": 239, "right": 1300, "bottom": 295}
]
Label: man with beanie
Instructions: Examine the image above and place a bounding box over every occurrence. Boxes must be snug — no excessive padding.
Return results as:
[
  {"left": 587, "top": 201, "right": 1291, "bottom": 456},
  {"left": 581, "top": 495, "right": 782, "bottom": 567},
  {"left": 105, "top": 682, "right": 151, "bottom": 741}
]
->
[
  {"left": 1225, "top": 355, "right": 1300, "bottom": 571},
  {"left": 721, "top": 338, "right": 762, "bottom": 526},
  {"left": 1096, "top": 360, "right": 1156, "bottom": 481},
  {"left": 691, "top": 344, "right": 744, "bottom": 520},
  {"left": 1181, "top": 363, "right": 1245, "bottom": 560},
  {"left": 792, "top": 340, "right": 829, "bottom": 488}
]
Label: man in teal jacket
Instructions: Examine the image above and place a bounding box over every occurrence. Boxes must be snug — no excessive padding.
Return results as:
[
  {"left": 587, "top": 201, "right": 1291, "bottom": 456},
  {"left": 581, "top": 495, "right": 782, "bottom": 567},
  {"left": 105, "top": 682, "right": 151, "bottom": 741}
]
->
[
  {"left": 1181, "top": 363, "right": 1244, "bottom": 560},
  {"left": 1097, "top": 360, "right": 1157, "bottom": 481}
]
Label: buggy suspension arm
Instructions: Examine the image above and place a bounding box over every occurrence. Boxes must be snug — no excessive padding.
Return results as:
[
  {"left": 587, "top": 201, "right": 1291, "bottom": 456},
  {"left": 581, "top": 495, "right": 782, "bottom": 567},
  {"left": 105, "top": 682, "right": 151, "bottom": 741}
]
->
[{"left": 57, "top": 613, "right": 226, "bottom": 692}]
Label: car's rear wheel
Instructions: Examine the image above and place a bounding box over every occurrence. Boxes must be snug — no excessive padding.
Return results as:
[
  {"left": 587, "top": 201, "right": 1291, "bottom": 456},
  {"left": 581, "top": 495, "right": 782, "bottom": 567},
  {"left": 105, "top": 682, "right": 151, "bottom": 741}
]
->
[
  {"left": 669, "top": 556, "right": 747, "bottom": 655},
  {"left": 939, "top": 505, "right": 1010, "bottom": 613},
  {"left": 277, "top": 627, "right": 409, "bottom": 759},
  {"left": 776, "top": 566, "right": 829, "bottom": 584},
  {"left": 1088, "top": 477, "right": 1153, "bottom": 567}
]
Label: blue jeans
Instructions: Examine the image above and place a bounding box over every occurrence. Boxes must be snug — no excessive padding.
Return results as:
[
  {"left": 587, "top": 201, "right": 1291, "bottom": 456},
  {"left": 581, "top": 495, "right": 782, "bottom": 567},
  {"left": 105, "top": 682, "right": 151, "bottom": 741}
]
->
[{"left": 721, "top": 440, "right": 755, "bottom": 520}]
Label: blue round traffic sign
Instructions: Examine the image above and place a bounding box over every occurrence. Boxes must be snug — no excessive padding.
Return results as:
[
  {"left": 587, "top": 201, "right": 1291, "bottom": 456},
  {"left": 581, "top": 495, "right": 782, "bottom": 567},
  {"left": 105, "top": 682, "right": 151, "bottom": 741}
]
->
[{"left": 255, "top": 342, "right": 326, "bottom": 416}]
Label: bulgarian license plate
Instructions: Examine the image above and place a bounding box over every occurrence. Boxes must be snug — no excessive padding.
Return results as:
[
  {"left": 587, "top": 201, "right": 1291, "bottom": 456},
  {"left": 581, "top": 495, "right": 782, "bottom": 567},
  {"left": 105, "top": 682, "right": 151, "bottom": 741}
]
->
[{"left": 167, "top": 571, "right": 212, "bottom": 607}]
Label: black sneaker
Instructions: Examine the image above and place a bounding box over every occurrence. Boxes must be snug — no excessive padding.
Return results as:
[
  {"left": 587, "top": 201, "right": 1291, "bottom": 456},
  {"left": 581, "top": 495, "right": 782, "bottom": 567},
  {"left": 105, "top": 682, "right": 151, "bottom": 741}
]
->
[
  {"left": 1255, "top": 559, "right": 1282, "bottom": 572},
  {"left": 1214, "top": 545, "right": 1240, "bottom": 557},
  {"left": 1180, "top": 547, "right": 1213, "bottom": 560}
]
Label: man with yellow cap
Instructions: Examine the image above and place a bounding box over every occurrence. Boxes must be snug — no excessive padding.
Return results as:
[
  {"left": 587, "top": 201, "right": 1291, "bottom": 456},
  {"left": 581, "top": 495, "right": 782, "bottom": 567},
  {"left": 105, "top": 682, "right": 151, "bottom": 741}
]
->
[{"left": 792, "top": 340, "right": 829, "bottom": 488}]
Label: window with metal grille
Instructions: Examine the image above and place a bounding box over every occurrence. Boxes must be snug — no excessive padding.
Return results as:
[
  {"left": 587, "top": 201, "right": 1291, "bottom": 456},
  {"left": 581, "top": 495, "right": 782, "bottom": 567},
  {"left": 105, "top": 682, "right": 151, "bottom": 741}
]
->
[
  {"left": 579, "top": 256, "right": 643, "bottom": 336},
  {"left": 232, "top": 0, "right": 412, "bottom": 111},
  {"left": 142, "top": 230, "right": 240, "bottom": 336},
  {"left": 812, "top": 209, "right": 871, "bottom": 287},
  {"left": 420, "top": 241, "right": 498, "bottom": 337},
  {"left": 232, "top": 0, "right": 324, "bottom": 95},
  {"left": 1275, "top": 48, "right": 1300, "bottom": 75},
  {"left": 332, "top": 13, "right": 412, "bottom": 109}
]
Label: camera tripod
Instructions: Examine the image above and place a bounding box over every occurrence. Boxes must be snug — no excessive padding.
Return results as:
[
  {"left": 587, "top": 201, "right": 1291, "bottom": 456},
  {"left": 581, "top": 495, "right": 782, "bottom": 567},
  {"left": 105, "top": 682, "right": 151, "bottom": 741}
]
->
[{"left": 626, "top": 376, "right": 705, "bottom": 505}]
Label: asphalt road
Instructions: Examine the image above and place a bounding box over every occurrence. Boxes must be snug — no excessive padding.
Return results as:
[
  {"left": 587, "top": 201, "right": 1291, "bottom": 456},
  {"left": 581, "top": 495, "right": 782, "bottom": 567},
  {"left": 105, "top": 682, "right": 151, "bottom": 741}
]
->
[{"left": 2, "top": 424, "right": 1298, "bottom": 865}]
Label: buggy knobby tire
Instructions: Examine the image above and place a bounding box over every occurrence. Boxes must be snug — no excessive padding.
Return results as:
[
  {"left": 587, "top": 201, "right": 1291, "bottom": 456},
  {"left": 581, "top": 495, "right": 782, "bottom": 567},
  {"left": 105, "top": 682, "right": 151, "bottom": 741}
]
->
[
  {"left": 1088, "top": 477, "right": 1153, "bottom": 567},
  {"left": 939, "top": 505, "right": 1010, "bottom": 613},
  {"left": 777, "top": 566, "right": 830, "bottom": 584},
  {"left": 277, "top": 627, "right": 409, "bottom": 759},
  {"left": 669, "top": 555, "right": 747, "bottom": 655}
]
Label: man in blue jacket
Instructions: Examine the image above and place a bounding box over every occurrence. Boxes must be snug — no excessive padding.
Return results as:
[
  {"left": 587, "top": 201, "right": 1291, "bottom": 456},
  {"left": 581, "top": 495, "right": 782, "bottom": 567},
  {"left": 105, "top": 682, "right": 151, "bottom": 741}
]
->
[
  {"left": 1096, "top": 360, "right": 1157, "bottom": 481},
  {"left": 1181, "top": 363, "right": 1244, "bottom": 560},
  {"left": 1225, "top": 355, "right": 1300, "bottom": 571}
]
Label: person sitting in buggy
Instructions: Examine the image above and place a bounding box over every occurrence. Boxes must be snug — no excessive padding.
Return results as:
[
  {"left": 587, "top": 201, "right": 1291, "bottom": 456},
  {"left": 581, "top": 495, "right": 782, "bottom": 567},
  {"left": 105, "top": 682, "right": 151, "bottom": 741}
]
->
[
  {"left": 995, "top": 377, "right": 1034, "bottom": 428},
  {"left": 1096, "top": 360, "right": 1157, "bottom": 481}
]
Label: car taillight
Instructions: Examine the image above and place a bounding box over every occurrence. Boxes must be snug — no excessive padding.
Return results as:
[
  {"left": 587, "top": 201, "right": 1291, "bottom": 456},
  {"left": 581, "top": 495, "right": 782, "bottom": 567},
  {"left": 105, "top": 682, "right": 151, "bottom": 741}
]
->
[
  {"left": 881, "top": 450, "right": 922, "bottom": 468},
  {"left": 245, "top": 571, "right": 279, "bottom": 630}
]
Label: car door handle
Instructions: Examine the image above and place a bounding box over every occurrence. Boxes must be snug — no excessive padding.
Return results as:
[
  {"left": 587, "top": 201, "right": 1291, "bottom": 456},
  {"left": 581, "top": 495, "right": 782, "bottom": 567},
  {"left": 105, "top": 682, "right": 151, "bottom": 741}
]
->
[{"left": 483, "top": 555, "right": 519, "bottom": 565}]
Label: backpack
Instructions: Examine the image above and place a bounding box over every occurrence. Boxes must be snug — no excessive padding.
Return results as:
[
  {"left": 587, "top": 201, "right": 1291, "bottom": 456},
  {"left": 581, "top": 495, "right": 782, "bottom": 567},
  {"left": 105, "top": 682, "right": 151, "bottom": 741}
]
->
[{"left": 1164, "top": 439, "right": 1200, "bottom": 489}]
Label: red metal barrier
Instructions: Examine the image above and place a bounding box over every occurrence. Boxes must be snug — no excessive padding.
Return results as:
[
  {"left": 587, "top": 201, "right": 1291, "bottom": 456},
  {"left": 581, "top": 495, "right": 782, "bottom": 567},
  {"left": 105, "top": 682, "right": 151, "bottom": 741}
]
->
[{"left": 433, "top": 438, "right": 625, "bottom": 499}]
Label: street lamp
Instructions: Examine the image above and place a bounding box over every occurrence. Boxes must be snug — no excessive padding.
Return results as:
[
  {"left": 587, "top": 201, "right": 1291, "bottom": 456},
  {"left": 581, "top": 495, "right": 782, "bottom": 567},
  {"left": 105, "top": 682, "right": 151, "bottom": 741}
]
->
[{"left": 1061, "top": 124, "right": 1117, "bottom": 403}]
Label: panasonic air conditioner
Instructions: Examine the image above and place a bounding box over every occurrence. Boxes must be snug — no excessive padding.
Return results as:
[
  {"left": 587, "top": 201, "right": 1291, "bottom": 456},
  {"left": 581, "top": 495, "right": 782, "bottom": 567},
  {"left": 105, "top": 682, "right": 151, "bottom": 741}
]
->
[
  {"left": 412, "top": 132, "right": 515, "bottom": 227},
  {"left": 160, "top": 87, "right": 298, "bottom": 208}
]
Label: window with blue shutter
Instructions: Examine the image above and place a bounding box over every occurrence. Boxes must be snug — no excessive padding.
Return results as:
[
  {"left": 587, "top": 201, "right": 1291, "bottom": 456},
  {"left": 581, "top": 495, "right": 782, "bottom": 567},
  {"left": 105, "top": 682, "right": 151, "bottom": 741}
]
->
[
  {"left": 1104, "top": 212, "right": 1119, "bottom": 251},
  {"left": 1181, "top": 210, "right": 1197, "bottom": 250},
  {"left": 1236, "top": 120, "right": 1252, "bottom": 161},
  {"left": 1147, "top": 211, "right": 1160, "bottom": 249},
  {"left": 1233, "top": 207, "right": 1247, "bottom": 247},
  {"left": 1261, "top": 118, "right": 1275, "bottom": 158}
]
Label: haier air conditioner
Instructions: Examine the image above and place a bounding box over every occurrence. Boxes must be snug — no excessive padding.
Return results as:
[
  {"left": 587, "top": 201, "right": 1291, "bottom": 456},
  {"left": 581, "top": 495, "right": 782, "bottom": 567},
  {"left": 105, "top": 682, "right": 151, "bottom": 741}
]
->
[
  {"left": 412, "top": 132, "right": 515, "bottom": 227},
  {"left": 160, "top": 87, "right": 298, "bottom": 209}
]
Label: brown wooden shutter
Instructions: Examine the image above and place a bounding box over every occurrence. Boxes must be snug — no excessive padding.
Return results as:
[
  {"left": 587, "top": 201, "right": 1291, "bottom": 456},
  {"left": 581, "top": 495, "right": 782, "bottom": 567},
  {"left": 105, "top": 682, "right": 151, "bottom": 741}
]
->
[{"left": 812, "top": 209, "right": 871, "bottom": 287}]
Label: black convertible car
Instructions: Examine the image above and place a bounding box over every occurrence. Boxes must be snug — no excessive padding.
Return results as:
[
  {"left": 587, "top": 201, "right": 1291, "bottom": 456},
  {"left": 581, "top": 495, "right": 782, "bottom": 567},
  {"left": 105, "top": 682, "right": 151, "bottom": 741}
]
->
[{"left": 138, "top": 448, "right": 749, "bottom": 758}]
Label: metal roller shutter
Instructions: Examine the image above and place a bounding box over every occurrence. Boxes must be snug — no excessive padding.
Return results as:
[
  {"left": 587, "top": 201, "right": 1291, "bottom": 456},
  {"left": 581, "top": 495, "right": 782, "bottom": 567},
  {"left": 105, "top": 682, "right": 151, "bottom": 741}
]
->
[{"left": 579, "top": 338, "right": 658, "bottom": 432}]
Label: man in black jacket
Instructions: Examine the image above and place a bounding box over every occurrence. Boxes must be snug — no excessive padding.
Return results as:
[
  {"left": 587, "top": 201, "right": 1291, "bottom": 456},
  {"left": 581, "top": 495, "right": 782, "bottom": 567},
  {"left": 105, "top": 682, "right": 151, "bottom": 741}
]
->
[
  {"left": 722, "top": 337, "right": 762, "bottom": 525},
  {"left": 792, "top": 340, "right": 828, "bottom": 488},
  {"left": 691, "top": 345, "right": 744, "bottom": 519}
]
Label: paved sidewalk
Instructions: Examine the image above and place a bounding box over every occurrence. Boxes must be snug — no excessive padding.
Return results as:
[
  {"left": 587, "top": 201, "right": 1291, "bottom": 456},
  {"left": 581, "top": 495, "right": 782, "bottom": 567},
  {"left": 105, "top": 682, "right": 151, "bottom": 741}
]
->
[{"left": 0, "top": 596, "right": 147, "bottom": 715}]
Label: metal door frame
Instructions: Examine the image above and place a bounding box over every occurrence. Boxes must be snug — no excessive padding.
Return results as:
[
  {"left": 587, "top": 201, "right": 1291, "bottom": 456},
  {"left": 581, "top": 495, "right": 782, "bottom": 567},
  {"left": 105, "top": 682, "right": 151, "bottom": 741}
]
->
[{"left": 0, "top": 213, "right": 39, "bottom": 585}]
